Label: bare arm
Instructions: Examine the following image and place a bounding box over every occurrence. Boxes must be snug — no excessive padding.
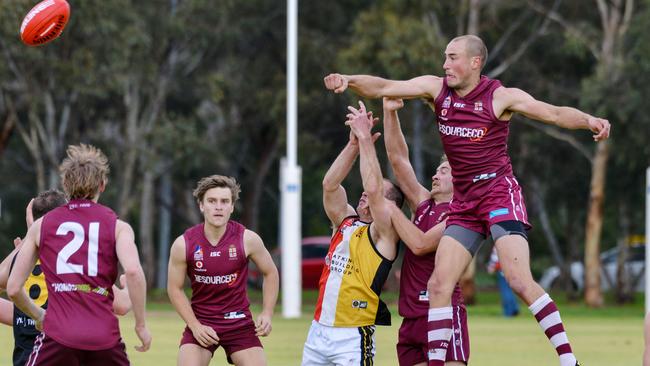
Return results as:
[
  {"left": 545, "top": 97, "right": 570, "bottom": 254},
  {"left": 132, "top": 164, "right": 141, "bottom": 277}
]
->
[
  {"left": 244, "top": 230, "right": 278, "bottom": 337},
  {"left": 347, "top": 102, "right": 399, "bottom": 260},
  {"left": 497, "top": 87, "right": 611, "bottom": 141},
  {"left": 324, "top": 74, "right": 443, "bottom": 100},
  {"left": 7, "top": 220, "right": 44, "bottom": 327},
  {"left": 167, "top": 236, "right": 219, "bottom": 347},
  {"left": 115, "top": 220, "right": 151, "bottom": 352},
  {"left": 382, "top": 98, "right": 430, "bottom": 211},
  {"left": 0, "top": 248, "right": 20, "bottom": 291},
  {"left": 322, "top": 138, "right": 359, "bottom": 227},
  {"left": 390, "top": 205, "right": 446, "bottom": 256}
]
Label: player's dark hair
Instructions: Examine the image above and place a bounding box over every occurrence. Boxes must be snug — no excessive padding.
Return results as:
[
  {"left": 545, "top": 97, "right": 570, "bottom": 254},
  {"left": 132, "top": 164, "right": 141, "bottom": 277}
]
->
[
  {"left": 384, "top": 179, "right": 405, "bottom": 209},
  {"left": 32, "top": 189, "right": 66, "bottom": 219}
]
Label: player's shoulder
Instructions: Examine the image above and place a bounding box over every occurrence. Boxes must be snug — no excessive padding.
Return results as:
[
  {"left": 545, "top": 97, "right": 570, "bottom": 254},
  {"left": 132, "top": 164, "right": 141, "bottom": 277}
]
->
[
  {"left": 493, "top": 85, "right": 533, "bottom": 103},
  {"left": 243, "top": 229, "right": 263, "bottom": 245}
]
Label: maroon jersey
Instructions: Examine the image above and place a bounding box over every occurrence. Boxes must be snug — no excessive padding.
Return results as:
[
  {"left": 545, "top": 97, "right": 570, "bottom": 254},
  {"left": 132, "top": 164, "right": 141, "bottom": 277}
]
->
[
  {"left": 39, "top": 199, "right": 120, "bottom": 350},
  {"left": 398, "top": 200, "right": 463, "bottom": 318},
  {"left": 184, "top": 221, "right": 252, "bottom": 330},
  {"left": 433, "top": 76, "right": 512, "bottom": 201}
]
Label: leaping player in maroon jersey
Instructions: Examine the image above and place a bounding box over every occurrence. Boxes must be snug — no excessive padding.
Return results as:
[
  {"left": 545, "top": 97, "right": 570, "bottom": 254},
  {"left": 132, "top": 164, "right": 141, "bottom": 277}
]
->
[
  {"left": 167, "top": 175, "right": 279, "bottom": 366},
  {"left": 8, "top": 144, "right": 151, "bottom": 365},
  {"left": 382, "top": 97, "right": 469, "bottom": 366},
  {"left": 325, "top": 34, "right": 610, "bottom": 366}
]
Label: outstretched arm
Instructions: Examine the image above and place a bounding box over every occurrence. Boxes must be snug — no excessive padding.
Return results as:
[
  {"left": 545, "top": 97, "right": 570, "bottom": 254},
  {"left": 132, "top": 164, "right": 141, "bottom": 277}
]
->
[
  {"left": 390, "top": 205, "right": 446, "bottom": 255},
  {"left": 347, "top": 102, "right": 398, "bottom": 260},
  {"left": 322, "top": 132, "right": 361, "bottom": 227},
  {"left": 324, "top": 74, "right": 443, "bottom": 100},
  {"left": 115, "top": 220, "right": 151, "bottom": 352},
  {"left": 244, "top": 230, "right": 279, "bottom": 337},
  {"left": 498, "top": 87, "right": 610, "bottom": 141},
  {"left": 383, "top": 98, "right": 430, "bottom": 211}
]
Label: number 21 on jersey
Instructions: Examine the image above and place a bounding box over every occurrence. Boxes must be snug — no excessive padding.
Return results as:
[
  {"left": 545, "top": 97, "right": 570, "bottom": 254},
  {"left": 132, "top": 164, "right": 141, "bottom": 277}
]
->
[{"left": 56, "top": 221, "right": 100, "bottom": 276}]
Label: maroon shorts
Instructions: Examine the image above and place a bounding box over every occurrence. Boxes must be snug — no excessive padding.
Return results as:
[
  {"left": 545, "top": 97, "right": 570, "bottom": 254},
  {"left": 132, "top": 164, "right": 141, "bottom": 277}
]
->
[
  {"left": 447, "top": 175, "right": 530, "bottom": 236},
  {"left": 397, "top": 305, "right": 470, "bottom": 366},
  {"left": 27, "top": 333, "right": 129, "bottom": 366},
  {"left": 179, "top": 321, "right": 262, "bottom": 364}
]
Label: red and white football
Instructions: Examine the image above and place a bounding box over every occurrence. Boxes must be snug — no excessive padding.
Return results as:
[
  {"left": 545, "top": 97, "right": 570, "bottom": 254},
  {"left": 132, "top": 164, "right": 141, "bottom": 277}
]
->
[{"left": 20, "top": 0, "right": 70, "bottom": 46}]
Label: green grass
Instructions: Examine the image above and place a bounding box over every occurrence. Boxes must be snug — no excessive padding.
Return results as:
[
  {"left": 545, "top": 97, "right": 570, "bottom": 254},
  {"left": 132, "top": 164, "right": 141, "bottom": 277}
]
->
[{"left": 0, "top": 291, "right": 644, "bottom": 365}]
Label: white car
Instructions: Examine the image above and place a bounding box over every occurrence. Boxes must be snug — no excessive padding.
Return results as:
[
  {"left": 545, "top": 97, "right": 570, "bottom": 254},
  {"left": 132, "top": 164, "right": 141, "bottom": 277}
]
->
[{"left": 538, "top": 245, "right": 645, "bottom": 292}]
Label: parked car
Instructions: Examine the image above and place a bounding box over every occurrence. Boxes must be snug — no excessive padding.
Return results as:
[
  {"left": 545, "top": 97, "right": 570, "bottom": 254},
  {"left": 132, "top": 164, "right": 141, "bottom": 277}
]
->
[
  {"left": 538, "top": 244, "right": 645, "bottom": 292},
  {"left": 248, "top": 236, "right": 330, "bottom": 289}
]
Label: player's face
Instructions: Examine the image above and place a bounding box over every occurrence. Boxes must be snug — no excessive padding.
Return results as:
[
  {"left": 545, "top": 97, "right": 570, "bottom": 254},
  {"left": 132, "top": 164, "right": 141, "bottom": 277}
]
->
[
  {"left": 443, "top": 40, "right": 479, "bottom": 89},
  {"left": 200, "top": 187, "right": 235, "bottom": 228},
  {"left": 356, "top": 191, "right": 370, "bottom": 216},
  {"left": 431, "top": 161, "right": 453, "bottom": 196}
]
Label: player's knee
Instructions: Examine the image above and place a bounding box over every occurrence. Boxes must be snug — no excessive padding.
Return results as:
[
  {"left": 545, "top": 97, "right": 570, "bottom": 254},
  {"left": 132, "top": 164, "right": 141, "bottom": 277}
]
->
[
  {"left": 503, "top": 272, "right": 533, "bottom": 296},
  {"left": 427, "top": 274, "right": 452, "bottom": 298}
]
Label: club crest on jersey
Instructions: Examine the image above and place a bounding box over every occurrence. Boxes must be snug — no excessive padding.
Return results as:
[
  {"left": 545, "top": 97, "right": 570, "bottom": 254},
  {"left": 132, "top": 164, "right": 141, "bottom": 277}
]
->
[
  {"left": 442, "top": 95, "right": 451, "bottom": 108},
  {"left": 228, "top": 244, "right": 237, "bottom": 260},
  {"left": 474, "top": 101, "right": 483, "bottom": 112},
  {"left": 193, "top": 245, "right": 204, "bottom": 261}
]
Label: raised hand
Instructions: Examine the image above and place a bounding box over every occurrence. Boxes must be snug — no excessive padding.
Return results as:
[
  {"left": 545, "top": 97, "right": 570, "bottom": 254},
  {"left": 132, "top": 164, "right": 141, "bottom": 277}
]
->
[
  {"left": 588, "top": 116, "right": 611, "bottom": 141},
  {"left": 383, "top": 97, "right": 404, "bottom": 112},
  {"left": 324, "top": 73, "right": 348, "bottom": 93}
]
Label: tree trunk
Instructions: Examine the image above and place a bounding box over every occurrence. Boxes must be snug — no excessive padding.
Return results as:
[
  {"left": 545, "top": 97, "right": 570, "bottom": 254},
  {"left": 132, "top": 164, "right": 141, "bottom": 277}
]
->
[
  {"left": 615, "top": 201, "right": 632, "bottom": 303},
  {"left": 241, "top": 135, "right": 278, "bottom": 230},
  {"left": 584, "top": 140, "right": 609, "bottom": 307},
  {"left": 139, "top": 169, "right": 156, "bottom": 289},
  {"left": 156, "top": 171, "right": 173, "bottom": 289}
]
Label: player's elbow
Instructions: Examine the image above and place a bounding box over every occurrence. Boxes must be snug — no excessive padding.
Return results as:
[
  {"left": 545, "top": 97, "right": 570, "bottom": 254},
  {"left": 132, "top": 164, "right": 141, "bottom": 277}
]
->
[
  {"left": 124, "top": 265, "right": 145, "bottom": 283},
  {"left": 7, "top": 280, "right": 22, "bottom": 301},
  {"left": 113, "top": 303, "right": 130, "bottom": 316}
]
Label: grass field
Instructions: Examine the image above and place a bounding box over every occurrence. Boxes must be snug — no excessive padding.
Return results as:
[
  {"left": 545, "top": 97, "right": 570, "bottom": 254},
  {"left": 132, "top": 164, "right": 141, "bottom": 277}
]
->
[{"left": 0, "top": 291, "right": 644, "bottom": 365}]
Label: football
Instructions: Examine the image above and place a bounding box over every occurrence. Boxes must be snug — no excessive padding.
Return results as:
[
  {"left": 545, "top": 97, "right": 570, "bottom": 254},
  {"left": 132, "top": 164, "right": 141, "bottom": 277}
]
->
[{"left": 20, "top": 0, "right": 70, "bottom": 46}]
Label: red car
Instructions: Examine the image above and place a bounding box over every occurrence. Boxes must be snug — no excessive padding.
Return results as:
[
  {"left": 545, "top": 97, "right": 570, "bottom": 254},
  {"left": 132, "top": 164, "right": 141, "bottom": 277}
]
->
[{"left": 248, "top": 236, "right": 331, "bottom": 290}]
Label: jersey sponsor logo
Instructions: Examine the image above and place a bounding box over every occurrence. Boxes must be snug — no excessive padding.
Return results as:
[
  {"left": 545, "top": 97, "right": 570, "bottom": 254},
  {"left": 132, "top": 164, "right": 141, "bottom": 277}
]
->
[
  {"left": 474, "top": 101, "right": 483, "bottom": 112},
  {"left": 210, "top": 251, "right": 221, "bottom": 257},
  {"left": 193, "top": 245, "right": 204, "bottom": 261},
  {"left": 442, "top": 96, "right": 451, "bottom": 108},
  {"left": 438, "top": 123, "right": 487, "bottom": 141},
  {"left": 418, "top": 290, "right": 429, "bottom": 301},
  {"left": 228, "top": 245, "right": 237, "bottom": 260},
  {"left": 195, "top": 261, "right": 203, "bottom": 268},
  {"left": 51, "top": 282, "right": 110, "bottom": 296},
  {"left": 328, "top": 253, "right": 355, "bottom": 275},
  {"left": 224, "top": 311, "right": 246, "bottom": 319},
  {"left": 472, "top": 172, "right": 497, "bottom": 182},
  {"left": 489, "top": 208, "right": 509, "bottom": 219},
  {"left": 453, "top": 102, "right": 465, "bottom": 108},
  {"left": 351, "top": 300, "right": 368, "bottom": 309},
  {"left": 441, "top": 108, "right": 448, "bottom": 116},
  {"left": 194, "top": 272, "right": 238, "bottom": 285}
]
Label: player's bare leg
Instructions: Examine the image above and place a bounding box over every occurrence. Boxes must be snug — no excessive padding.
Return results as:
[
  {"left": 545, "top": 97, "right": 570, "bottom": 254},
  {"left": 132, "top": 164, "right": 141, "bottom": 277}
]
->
[
  {"left": 177, "top": 344, "right": 212, "bottom": 366},
  {"left": 229, "top": 347, "right": 267, "bottom": 366},
  {"left": 426, "top": 236, "right": 473, "bottom": 366},
  {"left": 495, "top": 234, "right": 578, "bottom": 366}
]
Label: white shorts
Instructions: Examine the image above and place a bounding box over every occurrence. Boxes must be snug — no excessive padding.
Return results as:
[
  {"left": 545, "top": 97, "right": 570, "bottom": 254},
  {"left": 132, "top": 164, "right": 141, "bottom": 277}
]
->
[{"left": 301, "top": 320, "right": 376, "bottom": 366}]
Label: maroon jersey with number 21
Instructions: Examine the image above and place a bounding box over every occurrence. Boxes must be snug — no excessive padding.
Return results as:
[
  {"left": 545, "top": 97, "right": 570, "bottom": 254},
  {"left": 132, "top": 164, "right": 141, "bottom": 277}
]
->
[{"left": 39, "top": 199, "right": 121, "bottom": 350}]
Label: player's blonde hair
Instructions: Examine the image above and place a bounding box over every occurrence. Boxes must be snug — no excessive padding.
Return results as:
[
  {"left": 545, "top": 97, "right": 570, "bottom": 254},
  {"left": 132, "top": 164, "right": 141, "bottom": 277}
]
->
[
  {"left": 59, "top": 144, "right": 110, "bottom": 200},
  {"left": 450, "top": 34, "right": 488, "bottom": 70},
  {"left": 193, "top": 175, "right": 241, "bottom": 204}
]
